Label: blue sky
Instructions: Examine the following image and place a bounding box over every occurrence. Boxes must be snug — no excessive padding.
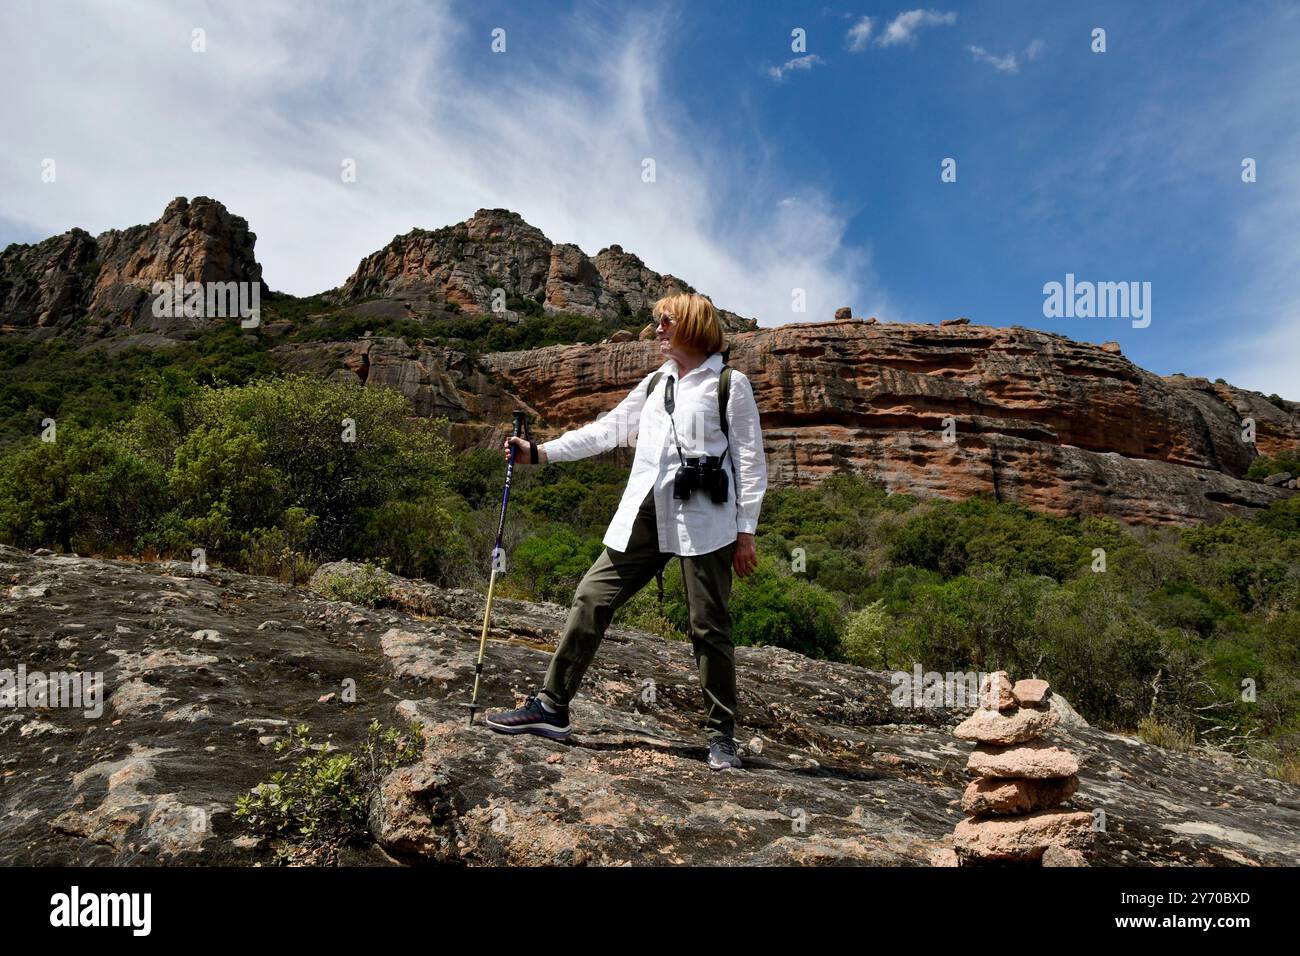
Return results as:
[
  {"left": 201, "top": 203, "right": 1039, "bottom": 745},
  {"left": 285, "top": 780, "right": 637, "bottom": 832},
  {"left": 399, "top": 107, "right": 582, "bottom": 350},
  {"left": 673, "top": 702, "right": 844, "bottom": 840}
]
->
[{"left": 1, "top": 0, "right": 1297, "bottom": 397}]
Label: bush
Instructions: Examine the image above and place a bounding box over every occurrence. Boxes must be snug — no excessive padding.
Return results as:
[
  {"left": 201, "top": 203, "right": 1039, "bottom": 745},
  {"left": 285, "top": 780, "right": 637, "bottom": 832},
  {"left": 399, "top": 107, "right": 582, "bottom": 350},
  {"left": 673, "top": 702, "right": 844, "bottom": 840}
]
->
[
  {"left": 357, "top": 496, "right": 467, "bottom": 581},
  {"left": 1246, "top": 450, "right": 1300, "bottom": 480},
  {"left": 233, "top": 720, "right": 424, "bottom": 865},
  {"left": 182, "top": 375, "right": 455, "bottom": 556},
  {"left": 165, "top": 419, "right": 286, "bottom": 555},
  {"left": 840, "top": 599, "right": 892, "bottom": 667},
  {"left": 725, "top": 556, "right": 844, "bottom": 658},
  {"left": 316, "top": 561, "right": 392, "bottom": 607},
  {"left": 240, "top": 507, "right": 319, "bottom": 584},
  {"left": 1033, "top": 575, "right": 1184, "bottom": 729},
  {"left": 1136, "top": 716, "right": 1196, "bottom": 752},
  {"left": 896, "top": 567, "right": 1055, "bottom": 673},
  {"left": 614, "top": 567, "right": 688, "bottom": 641},
  {"left": 0, "top": 425, "right": 168, "bottom": 554},
  {"left": 890, "top": 497, "right": 1090, "bottom": 581},
  {"left": 510, "top": 526, "right": 603, "bottom": 604}
]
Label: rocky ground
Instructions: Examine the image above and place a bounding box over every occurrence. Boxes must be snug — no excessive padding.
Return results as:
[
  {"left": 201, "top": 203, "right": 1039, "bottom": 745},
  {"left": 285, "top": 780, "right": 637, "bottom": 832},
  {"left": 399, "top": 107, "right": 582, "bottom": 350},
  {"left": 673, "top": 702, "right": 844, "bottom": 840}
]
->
[{"left": 2, "top": 545, "right": 1298, "bottom": 866}]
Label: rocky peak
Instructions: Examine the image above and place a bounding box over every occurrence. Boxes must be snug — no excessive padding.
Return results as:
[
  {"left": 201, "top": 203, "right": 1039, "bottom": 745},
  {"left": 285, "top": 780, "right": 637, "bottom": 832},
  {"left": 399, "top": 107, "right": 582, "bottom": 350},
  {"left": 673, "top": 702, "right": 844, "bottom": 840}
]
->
[
  {"left": 340, "top": 208, "right": 757, "bottom": 331},
  {"left": 0, "top": 228, "right": 100, "bottom": 331},
  {"left": 463, "top": 207, "right": 550, "bottom": 246},
  {"left": 0, "top": 196, "right": 262, "bottom": 336}
]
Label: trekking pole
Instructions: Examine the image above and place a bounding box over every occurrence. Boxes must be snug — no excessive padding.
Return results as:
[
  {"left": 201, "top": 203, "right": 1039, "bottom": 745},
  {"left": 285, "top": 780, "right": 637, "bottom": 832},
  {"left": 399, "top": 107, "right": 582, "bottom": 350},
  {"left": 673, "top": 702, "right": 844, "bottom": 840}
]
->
[{"left": 464, "top": 409, "right": 529, "bottom": 726}]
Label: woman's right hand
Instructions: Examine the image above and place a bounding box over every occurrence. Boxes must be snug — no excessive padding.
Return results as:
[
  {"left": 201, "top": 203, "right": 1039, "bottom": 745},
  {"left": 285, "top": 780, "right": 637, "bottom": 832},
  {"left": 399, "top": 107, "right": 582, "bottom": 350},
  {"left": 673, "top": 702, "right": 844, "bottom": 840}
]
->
[{"left": 504, "top": 436, "right": 542, "bottom": 464}]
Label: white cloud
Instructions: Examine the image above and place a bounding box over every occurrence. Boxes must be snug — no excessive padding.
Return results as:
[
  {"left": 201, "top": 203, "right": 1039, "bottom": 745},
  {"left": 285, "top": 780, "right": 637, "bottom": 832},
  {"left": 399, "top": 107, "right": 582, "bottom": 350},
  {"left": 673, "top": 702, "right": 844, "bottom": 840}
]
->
[
  {"left": 966, "top": 39, "right": 1046, "bottom": 74},
  {"left": 846, "top": 16, "right": 874, "bottom": 52},
  {"left": 1165, "top": 26, "right": 1300, "bottom": 400},
  {"left": 767, "top": 54, "right": 825, "bottom": 81},
  {"left": 967, "top": 45, "right": 1020, "bottom": 73},
  {"left": 1215, "top": 159, "right": 1300, "bottom": 399},
  {"left": 877, "top": 9, "right": 957, "bottom": 48},
  {"left": 0, "top": 0, "right": 878, "bottom": 328}
]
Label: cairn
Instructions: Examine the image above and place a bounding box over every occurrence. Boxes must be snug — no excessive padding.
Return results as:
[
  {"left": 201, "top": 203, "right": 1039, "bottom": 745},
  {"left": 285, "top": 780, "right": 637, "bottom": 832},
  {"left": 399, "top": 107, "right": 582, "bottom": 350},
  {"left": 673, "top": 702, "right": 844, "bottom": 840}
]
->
[{"left": 950, "top": 672, "right": 1093, "bottom": 866}]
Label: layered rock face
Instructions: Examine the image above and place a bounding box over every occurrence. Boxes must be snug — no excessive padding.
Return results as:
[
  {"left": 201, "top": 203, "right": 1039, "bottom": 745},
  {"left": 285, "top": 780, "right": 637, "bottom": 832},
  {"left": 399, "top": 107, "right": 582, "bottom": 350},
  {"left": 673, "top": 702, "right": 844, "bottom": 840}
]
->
[
  {"left": 0, "top": 197, "right": 262, "bottom": 336},
  {"left": 482, "top": 319, "right": 1298, "bottom": 524},
  {"left": 5, "top": 199, "right": 1295, "bottom": 525},
  {"left": 339, "top": 208, "right": 757, "bottom": 331},
  {"left": 272, "top": 335, "right": 525, "bottom": 449}
]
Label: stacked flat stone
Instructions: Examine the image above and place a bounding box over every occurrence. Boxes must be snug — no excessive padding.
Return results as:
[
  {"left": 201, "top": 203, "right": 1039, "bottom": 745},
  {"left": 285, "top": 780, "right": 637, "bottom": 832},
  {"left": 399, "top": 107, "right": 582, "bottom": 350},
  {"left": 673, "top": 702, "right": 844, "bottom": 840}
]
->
[{"left": 951, "top": 672, "right": 1093, "bottom": 865}]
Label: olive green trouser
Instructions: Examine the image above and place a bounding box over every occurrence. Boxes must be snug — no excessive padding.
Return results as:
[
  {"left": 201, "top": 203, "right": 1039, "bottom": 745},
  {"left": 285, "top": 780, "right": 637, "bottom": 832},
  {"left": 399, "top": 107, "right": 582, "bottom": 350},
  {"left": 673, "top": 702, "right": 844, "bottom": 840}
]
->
[{"left": 541, "top": 488, "right": 738, "bottom": 739}]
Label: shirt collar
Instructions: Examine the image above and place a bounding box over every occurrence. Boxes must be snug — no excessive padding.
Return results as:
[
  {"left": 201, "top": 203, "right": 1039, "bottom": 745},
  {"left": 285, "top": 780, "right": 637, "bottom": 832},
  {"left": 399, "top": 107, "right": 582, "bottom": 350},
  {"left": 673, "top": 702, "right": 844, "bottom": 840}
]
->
[{"left": 662, "top": 351, "right": 723, "bottom": 379}]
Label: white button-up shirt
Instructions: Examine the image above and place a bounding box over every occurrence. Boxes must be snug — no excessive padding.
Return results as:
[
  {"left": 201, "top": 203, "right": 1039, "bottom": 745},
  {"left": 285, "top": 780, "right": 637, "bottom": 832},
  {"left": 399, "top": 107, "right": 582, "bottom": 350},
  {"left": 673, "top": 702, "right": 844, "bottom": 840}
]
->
[{"left": 540, "top": 351, "right": 768, "bottom": 556}]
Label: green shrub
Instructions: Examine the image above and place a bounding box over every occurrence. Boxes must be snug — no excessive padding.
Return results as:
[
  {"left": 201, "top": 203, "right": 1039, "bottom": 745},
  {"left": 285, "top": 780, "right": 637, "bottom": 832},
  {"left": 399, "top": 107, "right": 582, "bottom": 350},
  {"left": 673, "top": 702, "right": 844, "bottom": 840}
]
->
[
  {"left": 233, "top": 720, "right": 424, "bottom": 865},
  {"left": 896, "top": 567, "right": 1055, "bottom": 673},
  {"left": 614, "top": 570, "right": 688, "bottom": 641},
  {"left": 357, "top": 496, "right": 467, "bottom": 581},
  {"left": 511, "top": 526, "right": 604, "bottom": 604},
  {"left": 165, "top": 419, "right": 286, "bottom": 554},
  {"left": 183, "top": 374, "right": 455, "bottom": 556},
  {"left": 316, "top": 561, "right": 392, "bottom": 607},
  {"left": 0, "top": 425, "right": 168, "bottom": 554},
  {"left": 1246, "top": 450, "right": 1300, "bottom": 480},
  {"left": 1136, "top": 716, "right": 1196, "bottom": 752},
  {"left": 240, "top": 507, "right": 319, "bottom": 584},
  {"left": 840, "top": 599, "right": 892, "bottom": 667},
  {"left": 725, "top": 556, "right": 844, "bottom": 658}
]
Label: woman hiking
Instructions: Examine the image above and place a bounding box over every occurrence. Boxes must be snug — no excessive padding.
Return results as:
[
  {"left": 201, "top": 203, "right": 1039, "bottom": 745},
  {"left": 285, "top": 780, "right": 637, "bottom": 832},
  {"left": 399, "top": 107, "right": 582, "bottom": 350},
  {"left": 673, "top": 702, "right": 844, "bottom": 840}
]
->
[{"left": 486, "top": 292, "right": 767, "bottom": 770}]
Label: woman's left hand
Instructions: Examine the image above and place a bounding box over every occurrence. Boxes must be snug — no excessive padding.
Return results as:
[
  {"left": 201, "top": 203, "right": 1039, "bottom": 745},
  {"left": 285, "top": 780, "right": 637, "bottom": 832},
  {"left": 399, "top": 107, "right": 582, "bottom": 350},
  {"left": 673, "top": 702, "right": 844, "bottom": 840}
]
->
[{"left": 733, "top": 533, "right": 757, "bottom": 577}]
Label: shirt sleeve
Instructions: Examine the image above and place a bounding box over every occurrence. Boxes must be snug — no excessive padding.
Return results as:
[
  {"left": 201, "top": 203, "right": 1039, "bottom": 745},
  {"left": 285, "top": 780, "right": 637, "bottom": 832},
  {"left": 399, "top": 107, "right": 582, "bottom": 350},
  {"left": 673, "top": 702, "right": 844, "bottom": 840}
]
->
[
  {"left": 540, "top": 371, "right": 656, "bottom": 463},
  {"left": 727, "top": 371, "right": 767, "bottom": 534}
]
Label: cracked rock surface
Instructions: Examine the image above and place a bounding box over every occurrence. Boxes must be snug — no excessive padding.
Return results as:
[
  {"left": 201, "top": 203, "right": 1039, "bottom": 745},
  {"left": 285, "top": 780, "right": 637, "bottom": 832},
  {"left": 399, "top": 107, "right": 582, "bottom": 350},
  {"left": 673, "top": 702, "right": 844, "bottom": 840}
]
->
[{"left": 2, "top": 548, "right": 1298, "bottom": 866}]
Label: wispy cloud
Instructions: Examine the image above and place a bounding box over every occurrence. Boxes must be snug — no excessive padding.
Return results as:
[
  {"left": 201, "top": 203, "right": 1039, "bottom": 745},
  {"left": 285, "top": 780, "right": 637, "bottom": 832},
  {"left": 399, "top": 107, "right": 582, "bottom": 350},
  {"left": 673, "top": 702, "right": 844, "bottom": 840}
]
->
[
  {"left": 966, "top": 39, "right": 1046, "bottom": 74},
  {"left": 847, "top": 9, "right": 956, "bottom": 52},
  {"left": 0, "top": 0, "right": 878, "bottom": 327},
  {"left": 967, "top": 45, "right": 1020, "bottom": 73},
  {"left": 846, "top": 16, "right": 873, "bottom": 52},
  {"left": 767, "top": 54, "right": 825, "bottom": 81},
  {"left": 877, "top": 9, "right": 957, "bottom": 48}
]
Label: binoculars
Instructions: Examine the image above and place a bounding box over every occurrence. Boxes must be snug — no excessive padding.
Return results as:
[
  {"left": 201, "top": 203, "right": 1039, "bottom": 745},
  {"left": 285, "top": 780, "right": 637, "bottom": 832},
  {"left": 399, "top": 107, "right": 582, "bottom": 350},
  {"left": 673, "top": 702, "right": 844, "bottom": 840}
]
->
[{"left": 672, "top": 454, "right": 729, "bottom": 503}]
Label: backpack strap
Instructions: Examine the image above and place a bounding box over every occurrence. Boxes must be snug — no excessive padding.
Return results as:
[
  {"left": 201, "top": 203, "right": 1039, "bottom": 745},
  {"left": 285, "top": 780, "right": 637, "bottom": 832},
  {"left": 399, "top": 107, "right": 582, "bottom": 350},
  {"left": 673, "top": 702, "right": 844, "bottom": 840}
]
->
[
  {"left": 718, "top": 365, "right": 733, "bottom": 441},
  {"left": 716, "top": 364, "right": 734, "bottom": 476},
  {"left": 647, "top": 369, "right": 667, "bottom": 605}
]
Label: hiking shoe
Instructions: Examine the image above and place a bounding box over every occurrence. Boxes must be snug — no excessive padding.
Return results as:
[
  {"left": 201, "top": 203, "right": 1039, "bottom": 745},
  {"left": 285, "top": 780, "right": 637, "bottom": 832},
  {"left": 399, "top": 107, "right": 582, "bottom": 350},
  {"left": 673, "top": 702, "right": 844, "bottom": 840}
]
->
[
  {"left": 485, "top": 693, "right": 571, "bottom": 740},
  {"left": 708, "top": 735, "right": 742, "bottom": 770}
]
